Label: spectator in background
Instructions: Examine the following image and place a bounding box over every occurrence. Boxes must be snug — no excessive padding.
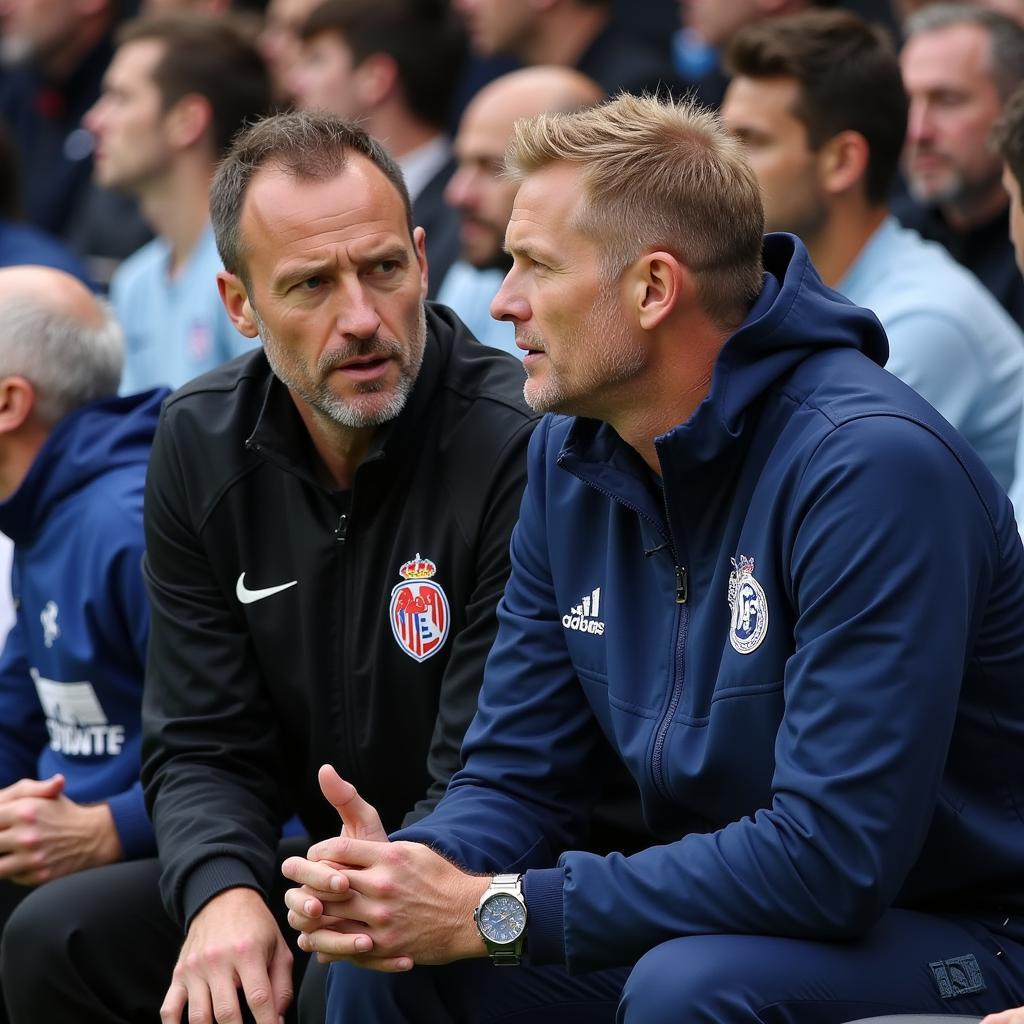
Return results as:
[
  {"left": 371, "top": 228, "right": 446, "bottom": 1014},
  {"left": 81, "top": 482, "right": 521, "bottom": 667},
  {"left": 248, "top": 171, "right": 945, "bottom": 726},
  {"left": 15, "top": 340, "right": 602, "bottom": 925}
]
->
[
  {"left": 0, "top": 122, "right": 92, "bottom": 283},
  {"left": 678, "top": 0, "right": 829, "bottom": 107},
  {"left": 259, "top": 0, "right": 322, "bottom": 103},
  {"left": 0, "top": 266, "right": 165, "bottom": 1022},
  {"left": 85, "top": 14, "right": 272, "bottom": 393},
  {"left": 291, "top": 0, "right": 465, "bottom": 297},
  {"left": 438, "top": 65, "right": 603, "bottom": 356},
  {"left": 0, "top": 0, "right": 113, "bottom": 238},
  {"left": 722, "top": 8, "right": 1024, "bottom": 490},
  {"left": 897, "top": 4, "right": 1024, "bottom": 324},
  {"left": 453, "top": 0, "right": 678, "bottom": 98}
]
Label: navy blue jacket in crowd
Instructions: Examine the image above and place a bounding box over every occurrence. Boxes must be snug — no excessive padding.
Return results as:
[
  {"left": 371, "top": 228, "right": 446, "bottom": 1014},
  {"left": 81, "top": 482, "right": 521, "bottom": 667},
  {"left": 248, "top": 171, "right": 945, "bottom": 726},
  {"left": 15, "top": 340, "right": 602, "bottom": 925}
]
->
[
  {"left": 397, "top": 234, "right": 1024, "bottom": 971},
  {"left": 0, "top": 388, "right": 166, "bottom": 860}
]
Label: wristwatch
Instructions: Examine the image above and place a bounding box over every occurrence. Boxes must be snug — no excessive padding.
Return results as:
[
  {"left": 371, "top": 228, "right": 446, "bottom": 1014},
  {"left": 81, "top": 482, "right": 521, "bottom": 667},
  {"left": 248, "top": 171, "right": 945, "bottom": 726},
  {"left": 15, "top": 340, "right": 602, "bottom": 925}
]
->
[{"left": 474, "top": 873, "right": 527, "bottom": 966}]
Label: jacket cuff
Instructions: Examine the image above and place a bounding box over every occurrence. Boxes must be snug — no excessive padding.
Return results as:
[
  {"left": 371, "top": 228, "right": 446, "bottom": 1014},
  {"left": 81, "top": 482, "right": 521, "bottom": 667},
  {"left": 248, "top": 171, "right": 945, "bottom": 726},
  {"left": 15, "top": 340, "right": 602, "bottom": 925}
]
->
[
  {"left": 182, "top": 855, "right": 263, "bottom": 929},
  {"left": 106, "top": 783, "right": 156, "bottom": 861},
  {"left": 522, "top": 867, "right": 566, "bottom": 966}
]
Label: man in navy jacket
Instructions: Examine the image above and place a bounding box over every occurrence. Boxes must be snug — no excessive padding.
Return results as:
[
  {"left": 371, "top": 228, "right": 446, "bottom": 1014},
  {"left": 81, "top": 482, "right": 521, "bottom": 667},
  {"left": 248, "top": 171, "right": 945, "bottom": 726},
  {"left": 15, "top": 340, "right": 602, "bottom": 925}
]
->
[
  {"left": 0, "top": 266, "right": 165, "bottom": 1019},
  {"left": 283, "top": 94, "right": 1024, "bottom": 1023}
]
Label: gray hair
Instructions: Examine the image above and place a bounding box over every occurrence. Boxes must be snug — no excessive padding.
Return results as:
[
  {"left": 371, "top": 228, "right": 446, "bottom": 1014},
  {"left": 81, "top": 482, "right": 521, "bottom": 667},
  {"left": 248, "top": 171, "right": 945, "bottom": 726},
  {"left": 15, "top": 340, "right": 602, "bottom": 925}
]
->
[
  {"left": 210, "top": 110, "right": 413, "bottom": 289},
  {"left": 904, "top": 4, "right": 1024, "bottom": 99},
  {"left": 0, "top": 295, "right": 123, "bottom": 425}
]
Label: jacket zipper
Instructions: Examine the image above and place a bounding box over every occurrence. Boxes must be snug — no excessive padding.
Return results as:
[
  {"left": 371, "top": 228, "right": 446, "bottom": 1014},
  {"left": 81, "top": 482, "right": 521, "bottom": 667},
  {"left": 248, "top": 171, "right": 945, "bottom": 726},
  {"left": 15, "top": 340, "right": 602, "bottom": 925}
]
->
[
  {"left": 559, "top": 457, "right": 689, "bottom": 800},
  {"left": 651, "top": 486, "right": 688, "bottom": 799}
]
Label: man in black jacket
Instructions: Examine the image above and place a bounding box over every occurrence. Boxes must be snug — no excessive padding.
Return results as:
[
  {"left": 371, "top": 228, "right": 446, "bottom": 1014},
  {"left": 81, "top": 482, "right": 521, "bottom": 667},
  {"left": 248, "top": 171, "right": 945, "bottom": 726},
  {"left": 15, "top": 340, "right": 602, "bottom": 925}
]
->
[{"left": 0, "top": 111, "right": 538, "bottom": 1024}]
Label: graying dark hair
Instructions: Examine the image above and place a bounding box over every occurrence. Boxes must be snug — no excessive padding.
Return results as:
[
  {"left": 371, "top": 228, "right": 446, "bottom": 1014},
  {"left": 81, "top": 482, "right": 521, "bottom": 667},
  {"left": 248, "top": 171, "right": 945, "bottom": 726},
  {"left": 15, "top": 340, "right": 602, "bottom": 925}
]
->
[
  {"left": 210, "top": 110, "right": 413, "bottom": 287},
  {"left": 0, "top": 296, "right": 123, "bottom": 425},
  {"left": 904, "top": 4, "right": 1024, "bottom": 99}
]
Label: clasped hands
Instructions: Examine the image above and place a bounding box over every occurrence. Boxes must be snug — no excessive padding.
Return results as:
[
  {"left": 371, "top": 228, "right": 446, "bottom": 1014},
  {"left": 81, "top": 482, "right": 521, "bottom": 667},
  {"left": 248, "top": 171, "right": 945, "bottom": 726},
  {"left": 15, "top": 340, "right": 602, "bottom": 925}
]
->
[{"left": 280, "top": 764, "right": 490, "bottom": 972}]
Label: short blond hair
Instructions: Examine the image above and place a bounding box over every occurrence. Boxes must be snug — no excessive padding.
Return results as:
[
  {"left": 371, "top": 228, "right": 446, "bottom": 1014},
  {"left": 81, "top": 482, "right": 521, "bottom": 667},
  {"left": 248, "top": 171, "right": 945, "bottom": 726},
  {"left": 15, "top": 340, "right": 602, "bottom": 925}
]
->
[{"left": 506, "top": 93, "right": 765, "bottom": 328}]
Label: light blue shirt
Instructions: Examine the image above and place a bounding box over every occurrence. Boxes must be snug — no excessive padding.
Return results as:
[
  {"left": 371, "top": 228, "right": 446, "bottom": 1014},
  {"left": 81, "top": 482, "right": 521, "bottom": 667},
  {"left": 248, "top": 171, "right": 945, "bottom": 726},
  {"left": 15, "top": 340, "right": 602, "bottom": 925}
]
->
[
  {"left": 839, "top": 216, "right": 1024, "bottom": 490},
  {"left": 436, "top": 261, "right": 519, "bottom": 358},
  {"left": 113, "top": 223, "right": 258, "bottom": 394}
]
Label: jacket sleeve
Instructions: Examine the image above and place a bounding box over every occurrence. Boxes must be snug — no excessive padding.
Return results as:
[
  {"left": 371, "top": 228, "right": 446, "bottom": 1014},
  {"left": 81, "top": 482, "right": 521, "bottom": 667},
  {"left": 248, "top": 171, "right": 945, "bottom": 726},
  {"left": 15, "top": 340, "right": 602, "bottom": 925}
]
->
[
  {"left": 0, "top": 613, "right": 46, "bottom": 786},
  {"left": 140, "top": 412, "right": 292, "bottom": 927},
  {"left": 395, "top": 415, "right": 610, "bottom": 867},
  {"left": 401, "top": 415, "right": 1007, "bottom": 971},
  {"left": 97, "top": 524, "right": 155, "bottom": 860},
  {"left": 403, "top": 416, "right": 537, "bottom": 825}
]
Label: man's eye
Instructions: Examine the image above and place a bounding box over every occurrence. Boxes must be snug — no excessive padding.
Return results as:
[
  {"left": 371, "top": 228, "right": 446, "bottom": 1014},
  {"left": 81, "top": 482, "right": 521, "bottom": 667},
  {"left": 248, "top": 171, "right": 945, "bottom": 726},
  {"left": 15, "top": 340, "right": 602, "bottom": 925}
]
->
[
  {"left": 375, "top": 260, "right": 399, "bottom": 273},
  {"left": 300, "top": 276, "right": 323, "bottom": 290}
]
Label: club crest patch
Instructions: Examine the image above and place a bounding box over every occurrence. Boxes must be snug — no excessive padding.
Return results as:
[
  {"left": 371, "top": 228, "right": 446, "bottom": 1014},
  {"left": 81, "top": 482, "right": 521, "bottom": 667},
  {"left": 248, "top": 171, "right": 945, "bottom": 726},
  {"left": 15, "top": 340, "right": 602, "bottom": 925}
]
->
[
  {"left": 727, "top": 555, "right": 768, "bottom": 655},
  {"left": 41, "top": 601, "right": 60, "bottom": 649},
  {"left": 389, "top": 555, "right": 450, "bottom": 663}
]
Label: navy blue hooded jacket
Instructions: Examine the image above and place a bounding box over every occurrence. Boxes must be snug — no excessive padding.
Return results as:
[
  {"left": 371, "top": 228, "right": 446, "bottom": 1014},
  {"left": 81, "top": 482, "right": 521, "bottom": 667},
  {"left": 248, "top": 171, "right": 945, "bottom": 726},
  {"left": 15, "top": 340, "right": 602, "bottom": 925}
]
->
[
  {"left": 0, "top": 388, "right": 166, "bottom": 860},
  {"left": 397, "top": 236, "right": 1024, "bottom": 971}
]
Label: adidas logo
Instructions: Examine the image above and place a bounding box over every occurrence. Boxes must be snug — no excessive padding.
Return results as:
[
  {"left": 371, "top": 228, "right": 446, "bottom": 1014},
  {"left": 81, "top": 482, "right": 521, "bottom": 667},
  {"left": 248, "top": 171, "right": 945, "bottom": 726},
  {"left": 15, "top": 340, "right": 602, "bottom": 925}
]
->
[{"left": 562, "top": 587, "right": 605, "bottom": 636}]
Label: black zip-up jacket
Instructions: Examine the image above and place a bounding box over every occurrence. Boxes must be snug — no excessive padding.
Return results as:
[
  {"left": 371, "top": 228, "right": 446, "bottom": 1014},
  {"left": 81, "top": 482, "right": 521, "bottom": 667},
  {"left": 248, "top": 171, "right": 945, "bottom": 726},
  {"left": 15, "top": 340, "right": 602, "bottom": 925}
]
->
[{"left": 140, "top": 305, "right": 537, "bottom": 926}]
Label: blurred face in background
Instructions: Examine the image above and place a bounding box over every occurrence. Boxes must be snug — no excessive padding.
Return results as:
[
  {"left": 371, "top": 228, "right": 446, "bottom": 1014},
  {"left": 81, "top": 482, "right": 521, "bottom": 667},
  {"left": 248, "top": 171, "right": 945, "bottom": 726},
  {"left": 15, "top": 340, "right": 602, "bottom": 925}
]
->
[
  {"left": 289, "top": 29, "right": 364, "bottom": 117},
  {"left": 0, "top": 0, "right": 77, "bottom": 65},
  {"left": 451, "top": 0, "right": 532, "bottom": 57},
  {"left": 721, "top": 74, "right": 829, "bottom": 239},
  {"left": 258, "top": 0, "right": 320, "bottom": 102},
  {"left": 85, "top": 38, "right": 174, "bottom": 193},
  {"left": 680, "top": 0, "right": 761, "bottom": 46},
  {"left": 445, "top": 94, "right": 519, "bottom": 270},
  {"left": 901, "top": 22, "right": 1006, "bottom": 209}
]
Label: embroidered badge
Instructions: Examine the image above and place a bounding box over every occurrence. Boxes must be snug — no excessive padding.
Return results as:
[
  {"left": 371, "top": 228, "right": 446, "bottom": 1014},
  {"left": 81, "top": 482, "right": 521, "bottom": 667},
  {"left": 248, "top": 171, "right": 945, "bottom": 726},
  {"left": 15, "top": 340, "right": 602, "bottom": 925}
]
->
[
  {"left": 40, "top": 601, "right": 60, "bottom": 649},
  {"left": 930, "top": 954, "right": 986, "bottom": 999},
  {"left": 389, "top": 555, "right": 450, "bottom": 663},
  {"left": 727, "top": 555, "right": 768, "bottom": 655}
]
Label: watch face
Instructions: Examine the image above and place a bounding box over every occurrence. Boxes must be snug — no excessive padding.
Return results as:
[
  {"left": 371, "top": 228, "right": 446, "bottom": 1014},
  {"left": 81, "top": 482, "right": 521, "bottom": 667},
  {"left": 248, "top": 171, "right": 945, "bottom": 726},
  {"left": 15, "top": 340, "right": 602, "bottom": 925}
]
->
[{"left": 478, "top": 893, "right": 526, "bottom": 944}]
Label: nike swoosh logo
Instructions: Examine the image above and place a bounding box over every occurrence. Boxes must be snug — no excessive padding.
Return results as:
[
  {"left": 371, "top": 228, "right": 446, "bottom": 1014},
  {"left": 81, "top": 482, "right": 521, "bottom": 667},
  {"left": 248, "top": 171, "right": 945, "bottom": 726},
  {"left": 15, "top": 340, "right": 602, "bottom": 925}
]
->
[{"left": 236, "top": 573, "right": 298, "bottom": 605}]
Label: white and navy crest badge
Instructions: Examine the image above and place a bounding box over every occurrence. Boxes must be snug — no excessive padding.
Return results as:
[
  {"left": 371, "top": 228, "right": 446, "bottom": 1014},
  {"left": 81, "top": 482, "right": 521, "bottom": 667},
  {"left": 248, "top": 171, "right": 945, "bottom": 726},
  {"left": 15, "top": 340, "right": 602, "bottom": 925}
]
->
[
  {"left": 727, "top": 555, "right": 768, "bottom": 655},
  {"left": 389, "top": 555, "right": 450, "bottom": 663},
  {"left": 40, "top": 601, "right": 60, "bottom": 649}
]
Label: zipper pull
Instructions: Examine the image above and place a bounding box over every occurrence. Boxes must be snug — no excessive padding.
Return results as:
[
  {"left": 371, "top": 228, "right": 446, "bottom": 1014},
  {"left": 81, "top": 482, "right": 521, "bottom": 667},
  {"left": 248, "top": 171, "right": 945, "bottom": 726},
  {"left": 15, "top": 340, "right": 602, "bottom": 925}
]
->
[
  {"left": 674, "top": 565, "right": 688, "bottom": 604},
  {"left": 334, "top": 513, "right": 348, "bottom": 542}
]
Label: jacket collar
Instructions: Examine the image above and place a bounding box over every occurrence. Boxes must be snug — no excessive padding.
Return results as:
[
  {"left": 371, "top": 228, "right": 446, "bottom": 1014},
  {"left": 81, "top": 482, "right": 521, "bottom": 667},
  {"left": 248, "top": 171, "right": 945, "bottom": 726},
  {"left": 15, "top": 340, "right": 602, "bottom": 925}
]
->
[{"left": 244, "top": 305, "right": 449, "bottom": 491}]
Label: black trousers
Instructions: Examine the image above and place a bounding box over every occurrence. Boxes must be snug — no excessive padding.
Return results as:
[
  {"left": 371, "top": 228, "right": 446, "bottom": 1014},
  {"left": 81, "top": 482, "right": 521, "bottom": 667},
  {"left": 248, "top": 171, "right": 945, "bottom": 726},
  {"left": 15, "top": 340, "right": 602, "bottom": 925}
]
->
[{"left": 0, "top": 843, "right": 326, "bottom": 1024}]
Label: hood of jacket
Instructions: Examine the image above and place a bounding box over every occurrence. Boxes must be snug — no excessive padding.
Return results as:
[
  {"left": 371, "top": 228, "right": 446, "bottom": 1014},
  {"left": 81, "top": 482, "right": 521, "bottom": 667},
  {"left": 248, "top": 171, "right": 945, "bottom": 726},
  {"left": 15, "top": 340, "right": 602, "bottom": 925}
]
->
[
  {"left": 565, "top": 234, "right": 889, "bottom": 472},
  {"left": 0, "top": 387, "right": 167, "bottom": 544}
]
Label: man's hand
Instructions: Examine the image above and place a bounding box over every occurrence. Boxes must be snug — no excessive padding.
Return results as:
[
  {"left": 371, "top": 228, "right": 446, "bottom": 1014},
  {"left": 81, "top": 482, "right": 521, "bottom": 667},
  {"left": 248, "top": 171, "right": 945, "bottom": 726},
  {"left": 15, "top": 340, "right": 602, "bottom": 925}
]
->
[
  {"left": 282, "top": 764, "right": 405, "bottom": 970},
  {"left": 983, "top": 1009, "right": 1024, "bottom": 1023},
  {"left": 160, "top": 887, "right": 293, "bottom": 1024},
  {"left": 281, "top": 765, "right": 489, "bottom": 972},
  {"left": 0, "top": 774, "right": 123, "bottom": 884}
]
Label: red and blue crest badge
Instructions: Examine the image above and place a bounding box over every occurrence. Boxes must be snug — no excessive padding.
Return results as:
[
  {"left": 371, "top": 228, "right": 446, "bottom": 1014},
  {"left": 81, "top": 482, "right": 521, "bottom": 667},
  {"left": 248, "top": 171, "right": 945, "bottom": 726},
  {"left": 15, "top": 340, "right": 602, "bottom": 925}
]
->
[{"left": 389, "top": 554, "right": 450, "bottom": 662}]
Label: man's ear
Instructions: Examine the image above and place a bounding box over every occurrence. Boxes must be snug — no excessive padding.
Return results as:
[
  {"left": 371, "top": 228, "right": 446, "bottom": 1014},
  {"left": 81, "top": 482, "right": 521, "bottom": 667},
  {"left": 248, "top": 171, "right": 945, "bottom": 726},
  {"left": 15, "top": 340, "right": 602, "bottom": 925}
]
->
[
  {"left": 354, "top": 53, "right": 399, "bottom": 109},
  {"left": 628, "top": 251, "right": 692, "bottom": 331},
  {"left": 0, "top": 376, "right": 36, "bottom": 435},
  {"left": 413, "top": 226, "right": 429, "bottom": 300},
  {"left": 165, "top": 93, "right": 213, "bottom": 151},
  {"left": 217, "top": 271, "right": 260, "bottom": 338},
  {"left": 818, "top": 130, "right": 869, "bottom": 198}
]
